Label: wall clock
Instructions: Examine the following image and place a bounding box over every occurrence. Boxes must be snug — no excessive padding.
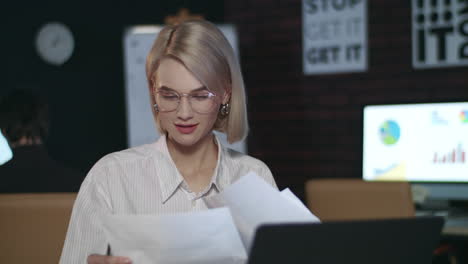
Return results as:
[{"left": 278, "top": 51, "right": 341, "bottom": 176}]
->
[{"left": 35, "top": 22, "right": 75, "bottom": 66}]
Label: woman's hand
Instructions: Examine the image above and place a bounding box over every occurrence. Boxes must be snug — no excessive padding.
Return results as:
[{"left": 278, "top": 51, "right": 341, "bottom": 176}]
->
[{"left": 87, "top": 254, "right": 132, "bottom": 264}]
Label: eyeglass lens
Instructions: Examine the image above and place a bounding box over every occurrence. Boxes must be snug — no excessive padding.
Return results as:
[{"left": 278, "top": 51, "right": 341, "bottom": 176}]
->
[{"left": 156, "top": 90, "right": 217, "bottom": 113}]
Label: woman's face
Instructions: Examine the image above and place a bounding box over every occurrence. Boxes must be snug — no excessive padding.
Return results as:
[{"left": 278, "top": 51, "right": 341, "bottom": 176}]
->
[{"left": 154, "top": 58, "right": 224, "bottom": 147}]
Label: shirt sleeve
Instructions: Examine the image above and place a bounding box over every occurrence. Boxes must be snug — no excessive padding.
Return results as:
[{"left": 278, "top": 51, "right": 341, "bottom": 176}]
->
[
  {"left": 60, "top": 163, "right": 113, "bottom": 264},
  {"left": 257, "top": 161, "right": 278, "bottom": 190}
]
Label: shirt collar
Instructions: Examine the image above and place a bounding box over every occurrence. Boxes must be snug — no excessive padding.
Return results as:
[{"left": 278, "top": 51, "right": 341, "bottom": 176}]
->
[{"left": 154, "top": 133, "right": 227, "bottom": 204}]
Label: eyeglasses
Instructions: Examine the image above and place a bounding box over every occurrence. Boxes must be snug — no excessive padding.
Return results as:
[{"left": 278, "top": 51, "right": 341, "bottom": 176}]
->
[{"left": 154, "top": 89, "right": 218, "bottom": 114}]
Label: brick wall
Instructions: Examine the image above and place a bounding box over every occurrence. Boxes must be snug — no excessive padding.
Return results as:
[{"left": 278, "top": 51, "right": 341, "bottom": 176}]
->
[{"left": 225, "top": 0, "right": 468, "bottom": 200}]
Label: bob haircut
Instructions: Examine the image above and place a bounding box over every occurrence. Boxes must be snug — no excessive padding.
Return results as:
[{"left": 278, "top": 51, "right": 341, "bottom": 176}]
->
[{"left": 145, "top": 20, "right": 248, "bottom": 143}]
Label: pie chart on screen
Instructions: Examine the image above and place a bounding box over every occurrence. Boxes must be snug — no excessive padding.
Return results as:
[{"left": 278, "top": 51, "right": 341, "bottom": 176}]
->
[
  {"left": 380, "top": 120, "right": 400, "bottom": 145},
  {"left": 461, "top": 110, "right": 468, "bottom": 123}
]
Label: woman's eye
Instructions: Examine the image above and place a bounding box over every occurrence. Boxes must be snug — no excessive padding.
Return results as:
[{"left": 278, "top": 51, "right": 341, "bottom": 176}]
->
[
  {"left": 161, "top": 93, "right": 179, "bottom": 100},
  {"left": 191, "top": 93, "right": 211, "bottom": 100},
  {"left": 162, "top": 95, "right": 179, "bottom": 101}
]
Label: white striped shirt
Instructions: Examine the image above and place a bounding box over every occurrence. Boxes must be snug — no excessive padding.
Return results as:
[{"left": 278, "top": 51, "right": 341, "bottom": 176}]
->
[{"left": 60, "top": 134, "right": 277, "bottom": 263}]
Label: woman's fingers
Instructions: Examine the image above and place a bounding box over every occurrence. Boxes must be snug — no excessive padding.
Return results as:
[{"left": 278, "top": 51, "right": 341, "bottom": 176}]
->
[{"left": 87, "top": 254, "right": 132, "bottom": 264}]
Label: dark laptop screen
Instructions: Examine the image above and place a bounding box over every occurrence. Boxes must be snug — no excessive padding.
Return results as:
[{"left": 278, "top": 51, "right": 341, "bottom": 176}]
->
[{"left": 248, "top": 217, "right": 444, "bottom": 264}]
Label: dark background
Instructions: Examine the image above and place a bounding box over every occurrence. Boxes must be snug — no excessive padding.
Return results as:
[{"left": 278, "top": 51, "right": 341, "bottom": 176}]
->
[
  {"left": 3, "top": 0, "right": 223, "bottom": 173},
  {"left": 3, "top": 0, "right": 468, "bottom": 201}
]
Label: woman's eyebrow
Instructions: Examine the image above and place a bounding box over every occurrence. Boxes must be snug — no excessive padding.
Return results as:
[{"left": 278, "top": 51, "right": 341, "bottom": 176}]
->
[
  {"left": 157, "top": 85, "right": 208, "bottom": 92},
  {"left": 191, "top": 86, "right": 208, "bottom": 92},
  {"left": 157, "top": 85, "right": 175, "bottom": 92}
]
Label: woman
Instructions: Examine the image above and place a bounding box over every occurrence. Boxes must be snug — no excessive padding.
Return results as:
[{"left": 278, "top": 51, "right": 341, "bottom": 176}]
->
[{"left": 60, "top": 20, "right": 276, "bottom": 264}]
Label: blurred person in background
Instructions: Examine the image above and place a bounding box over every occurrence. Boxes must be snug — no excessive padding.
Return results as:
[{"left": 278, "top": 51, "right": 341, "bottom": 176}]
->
[{"left": 0, "top": 89, "right": 83, "bottom": 192}]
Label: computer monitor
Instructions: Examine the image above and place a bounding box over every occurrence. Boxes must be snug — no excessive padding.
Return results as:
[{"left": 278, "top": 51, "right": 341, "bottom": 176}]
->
[{"left": 362, "top": 102, "right": 468, "bottom": 203}]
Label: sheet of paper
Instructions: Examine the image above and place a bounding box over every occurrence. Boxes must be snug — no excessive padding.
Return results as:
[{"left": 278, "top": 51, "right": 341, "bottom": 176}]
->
[
  {"left": 280, "top": 188, "right": 320, "bottom": 220},
  {"left": 203, "top": 172, "right": 320, "bottom": 251},
  {"left": 101, "top": 207, "right": 246, "bottom": 264},
  {"left": 0, "top": 130, "right": 13, "bottom": 166}
]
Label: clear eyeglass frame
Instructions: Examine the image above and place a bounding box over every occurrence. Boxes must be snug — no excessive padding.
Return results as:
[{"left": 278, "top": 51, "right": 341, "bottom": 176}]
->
[{"left": 154, "top": 88, "right": 219, "bottom": 114}]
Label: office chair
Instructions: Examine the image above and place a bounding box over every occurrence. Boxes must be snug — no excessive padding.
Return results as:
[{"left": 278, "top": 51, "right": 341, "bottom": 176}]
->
[
  {"left": 0, "top": 193, "right": 77, "bottom": 264},
  {"left": 305, "top": 178, "right": 415, "bottom": 221}
]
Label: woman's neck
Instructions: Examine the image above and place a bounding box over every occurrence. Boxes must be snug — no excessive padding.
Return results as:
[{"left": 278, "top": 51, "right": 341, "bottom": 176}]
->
[{"left": 166, "top": 133, "right": 219, "bottom": 192}]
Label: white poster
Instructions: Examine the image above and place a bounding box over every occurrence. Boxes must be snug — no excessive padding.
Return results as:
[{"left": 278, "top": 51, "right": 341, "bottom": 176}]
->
[
  {"left": 302, "top": 0, "right": 368, "bottom": 74},
  {"left": 412, "top": 0, "right": 468, "bottom": 68},
  {"left": 123, "top": 25, "right": 246, "bottom": 153}
]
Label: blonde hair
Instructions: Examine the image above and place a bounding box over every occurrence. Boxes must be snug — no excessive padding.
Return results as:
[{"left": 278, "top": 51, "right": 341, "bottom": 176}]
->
[{"left": 146, "top": 20, "right": 248, "bottom": 143}]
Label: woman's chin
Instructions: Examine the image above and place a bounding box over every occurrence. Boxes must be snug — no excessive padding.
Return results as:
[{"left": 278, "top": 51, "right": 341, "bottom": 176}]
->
[
  {"left": 168, "top": 133, "right": 200, "bottom": 147},
  {"left": 167, "top": 130, "right": 214, "bottom": 149}
]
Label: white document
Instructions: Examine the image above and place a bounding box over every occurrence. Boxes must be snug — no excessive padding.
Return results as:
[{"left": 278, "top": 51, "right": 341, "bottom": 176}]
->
[
  {"left": 0, "top": 130, "right": 13, "bottom": 166},
  {"left": 101, "top": 207, "right": 246, "bottom": 264},
  {"left": 203, "top": 172, "right": 320, "bottom": 251},
  {"left": 280, "top": 188, "right": 319, "bottom": 218},
  {"left": 102, "top": 172, "right": 320, "bottom": 263}
]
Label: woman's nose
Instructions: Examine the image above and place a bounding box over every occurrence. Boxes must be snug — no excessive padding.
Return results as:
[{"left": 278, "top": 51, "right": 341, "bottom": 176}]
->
[{"left": 176, "top": 97, "right": 194, "bottom": 119}]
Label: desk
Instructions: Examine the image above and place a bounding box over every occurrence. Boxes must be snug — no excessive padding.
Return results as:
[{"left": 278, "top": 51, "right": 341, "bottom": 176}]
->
[
  {"left": 443, "top": 215, "right": 468, "bottom": 236},
  {"left": 440, "top": 216, "right": 468, "bottom": 243},
  {"left": 416, "top": 210, "right": 468, "bottom": 237},
  {"left": 443, "top": 226, "right": 468, "bottom": 236}
]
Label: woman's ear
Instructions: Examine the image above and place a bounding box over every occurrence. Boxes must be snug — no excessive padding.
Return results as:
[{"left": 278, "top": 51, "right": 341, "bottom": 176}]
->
[{"left": 222, "top": 90, "right": 231, "bottom": 104}]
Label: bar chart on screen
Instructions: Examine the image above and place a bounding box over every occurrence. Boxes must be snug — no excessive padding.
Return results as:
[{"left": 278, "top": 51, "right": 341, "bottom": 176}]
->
[{"left": 433, "top": 144, "right": 466, "bottom": 164}]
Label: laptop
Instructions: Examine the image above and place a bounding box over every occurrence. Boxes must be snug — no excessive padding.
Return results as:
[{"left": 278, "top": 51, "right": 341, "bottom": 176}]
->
[{"left": 247, "top": 216, "right": 444, "bottom": 264}]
